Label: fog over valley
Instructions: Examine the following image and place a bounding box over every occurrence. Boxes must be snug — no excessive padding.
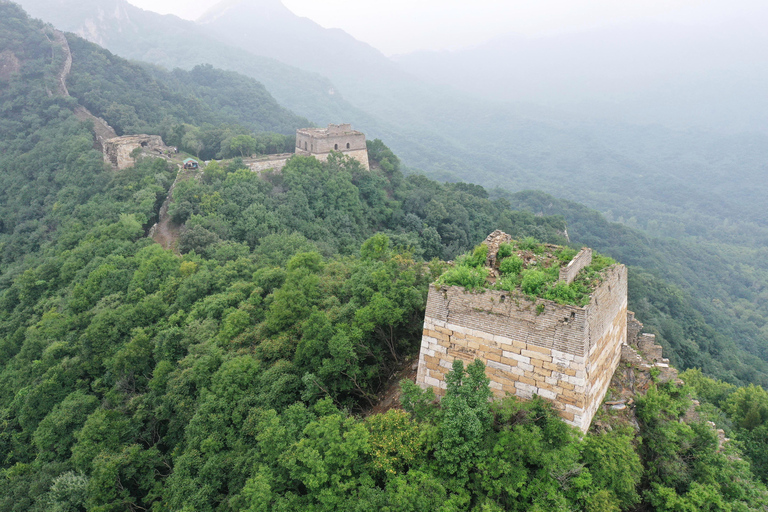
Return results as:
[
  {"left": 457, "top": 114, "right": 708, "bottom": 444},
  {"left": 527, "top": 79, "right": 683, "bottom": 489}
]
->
[{"left": 2, "top": 1, "right": 768, "bottom": 510}]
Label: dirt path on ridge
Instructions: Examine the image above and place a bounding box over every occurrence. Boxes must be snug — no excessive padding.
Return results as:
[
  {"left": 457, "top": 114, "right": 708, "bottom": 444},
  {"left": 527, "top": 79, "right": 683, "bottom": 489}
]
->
[{"left": 151, "top": 170, "right": 199, "bottom": 251}]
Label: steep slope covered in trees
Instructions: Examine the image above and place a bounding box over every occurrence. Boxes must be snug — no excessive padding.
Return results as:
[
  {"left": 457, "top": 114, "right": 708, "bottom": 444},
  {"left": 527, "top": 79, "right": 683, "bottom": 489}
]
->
[{"left": 3, "top": 4, "right": 768, "bottom": 511}]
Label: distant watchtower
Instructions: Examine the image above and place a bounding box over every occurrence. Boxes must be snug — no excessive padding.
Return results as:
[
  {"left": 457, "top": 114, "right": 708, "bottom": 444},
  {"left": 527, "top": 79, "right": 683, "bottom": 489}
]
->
[{"left": 295, "top": 123, "right": 370, "bottom": 170}]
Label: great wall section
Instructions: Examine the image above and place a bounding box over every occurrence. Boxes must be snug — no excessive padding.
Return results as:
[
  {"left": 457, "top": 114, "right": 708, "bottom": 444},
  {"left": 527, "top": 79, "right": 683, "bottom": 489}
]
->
[
  {"left": 44, "top": 28, "right": 677, "bottom": 433},
  {"left": 46, "top": 29, "right": 118, "bottom": 151},
  {"left": 415, "top": 230, "right": 671, "bottom": 432}
]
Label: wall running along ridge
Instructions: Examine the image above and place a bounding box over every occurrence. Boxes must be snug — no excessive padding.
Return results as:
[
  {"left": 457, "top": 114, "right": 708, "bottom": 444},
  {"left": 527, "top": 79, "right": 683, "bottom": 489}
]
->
[{"left": 416, "top": 264, "right": 627, "bottom": 432}]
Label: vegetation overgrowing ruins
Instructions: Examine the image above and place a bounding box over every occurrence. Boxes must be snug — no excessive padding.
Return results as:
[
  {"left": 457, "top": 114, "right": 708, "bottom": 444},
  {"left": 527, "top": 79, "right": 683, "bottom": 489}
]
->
[{"left": 436, "top": 235, "right": 616, "bottom": 306}]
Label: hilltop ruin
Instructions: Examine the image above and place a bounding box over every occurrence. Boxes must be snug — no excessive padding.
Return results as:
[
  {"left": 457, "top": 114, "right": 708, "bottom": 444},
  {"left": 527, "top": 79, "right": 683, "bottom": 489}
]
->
[
  {"left": 416, "top": 230, "right": 630, "bottom": 432},
  {"left": 245, "top": 123, "right": 370, "bottom": 173}
]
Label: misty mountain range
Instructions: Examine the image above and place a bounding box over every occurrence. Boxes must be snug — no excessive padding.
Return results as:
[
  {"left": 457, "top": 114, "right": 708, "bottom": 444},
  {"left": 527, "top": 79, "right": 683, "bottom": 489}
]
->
[{"left": 12, "top": 0, "right": 768, "bottom": 247}]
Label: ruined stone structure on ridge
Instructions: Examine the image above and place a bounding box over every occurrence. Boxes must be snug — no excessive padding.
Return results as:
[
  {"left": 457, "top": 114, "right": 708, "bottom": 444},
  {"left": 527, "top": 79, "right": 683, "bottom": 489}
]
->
[
  {"left": 416, "top": 230, "right": 628, "bottom": 432},
  {"left": 245, "top": 123, "right": 370, "bottom": 173},
  {"left": 295, "top": 123, "right": 370, "bottom": 170},
  {"left": 103, "top": 134, "right": 172, "bottom": 170}
]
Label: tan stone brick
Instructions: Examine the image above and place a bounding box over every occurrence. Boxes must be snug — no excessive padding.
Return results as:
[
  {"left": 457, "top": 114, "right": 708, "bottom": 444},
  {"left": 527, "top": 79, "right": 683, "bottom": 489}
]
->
[
  {"left": 517, "top": 375, "right": 536, "bottom": 386},
  {"left": 435, "top": 326, "right": 453, "bottom": 336},
  {"left": 426, "top": 364, "right": 443, "bottom": 375},
  {"left": 466, "top": 334, "right": 488, "bottom": 345},
  {"left": 521, "top": 349, "right": 552, "bottom": 363},
  {"left": 424, "top": 354, "right": 441, "bottom": 366},
  {"left": 549, "top": 400, "right": 566, "bottom": 411},
  {"left": 430, "top": 370, "right": 445, "bottom": 381},
  {"left": 560, "top": 381, "right": 575, "bottom": 391},
  {"left": 533, "top": 367, "right": 552, "bottom": 378},
  {"left": 485, "top": 346, "right": 503, "bottom": 356},
  {"left": 525, "top": 344, "right": 552, "bottom": 356},
  {"left": 486, "top": 353, "right": 502, "bottom": 363},
  {"left": 432, "top": 331, "right": 450, "bottom": 343},
  {"left": 559, "top": 411, "right": 575, "bottom": 422},
  {"left": 466, "top": 340, "right": 481, "bottom": 350},
  {"left": 549, "top": 386, "right": 564, "bottom": 396},
  {"left": 448, "top": 349, "right": 475, "bottom": 362},
  {"left": 510, "top": 338, "right": 527, "bottom": 350},
  {"left": 541, "top": 361, "right": 560, "bottom": 372},
  {"left": 499, "top": 357, "right": 519, "bottom": 368}
]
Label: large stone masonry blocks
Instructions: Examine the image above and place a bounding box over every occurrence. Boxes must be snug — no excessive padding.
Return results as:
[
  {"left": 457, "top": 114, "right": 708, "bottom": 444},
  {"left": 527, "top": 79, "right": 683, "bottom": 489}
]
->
[{"left": 416, "top": 264, "right": 627, "bottom": 432}]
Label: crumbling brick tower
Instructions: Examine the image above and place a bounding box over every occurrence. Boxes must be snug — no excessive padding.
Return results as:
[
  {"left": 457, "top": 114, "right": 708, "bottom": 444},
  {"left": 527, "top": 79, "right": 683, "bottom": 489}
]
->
[
  {"left": 295, "top": 123, "right": 370, "bottom": 170},
  {"left": 416, "top": 231, "right": 628, "bottom": 432}
]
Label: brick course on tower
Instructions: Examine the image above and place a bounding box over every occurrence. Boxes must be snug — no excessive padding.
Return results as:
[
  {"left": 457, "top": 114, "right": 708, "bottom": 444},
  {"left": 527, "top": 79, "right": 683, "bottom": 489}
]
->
[{"left": 415, "top": 231, "right": 628, "bottom": 432}]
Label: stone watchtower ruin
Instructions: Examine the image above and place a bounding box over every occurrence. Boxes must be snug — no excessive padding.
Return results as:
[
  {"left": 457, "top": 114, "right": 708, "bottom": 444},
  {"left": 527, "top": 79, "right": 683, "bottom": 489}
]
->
[
  {"left": 416, "top": 231, "right": 628, "bottom": 432},
  {"left": 246, "top": 123, "right": 371, "bottom": 173},
  {"left": 295, "top": 123, "right": 370, "bottom": 170}
]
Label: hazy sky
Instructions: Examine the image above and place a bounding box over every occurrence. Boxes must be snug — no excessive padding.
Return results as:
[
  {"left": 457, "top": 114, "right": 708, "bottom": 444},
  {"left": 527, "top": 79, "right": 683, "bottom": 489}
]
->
[{"left": 125, "top": 0, "right": 764, "bottom": 55}]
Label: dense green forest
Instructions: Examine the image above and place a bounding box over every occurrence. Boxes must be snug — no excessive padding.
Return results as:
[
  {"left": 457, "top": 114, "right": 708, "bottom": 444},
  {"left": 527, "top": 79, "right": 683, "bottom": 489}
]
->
[
  {"left": 17, "top": 0, "right": 768, "bottom": 392},
  {"left": 3, "top": 3, "right": 768, "bottom": 510}
]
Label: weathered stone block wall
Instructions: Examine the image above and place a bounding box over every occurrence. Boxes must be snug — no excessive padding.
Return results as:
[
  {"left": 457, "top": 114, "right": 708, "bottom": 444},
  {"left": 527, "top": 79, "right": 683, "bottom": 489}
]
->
[
  {"left": 295, "top": 124, "right": 370, "bottom": 170},
  {"left": 304, "top": 148, "right": 370, "bottom": 170},
  {"left": 246, "top": 153, "right": 293, "bottom": 173},
  {"left": 559, "top": 248, "right": 592, "bottom": 284},
  {"left": 295, "top": 127, "right": 367, "bottom": 154},
  {"left": 416, "top": 264, "right": 627, "bottom": 432},
  {"left": 103, "top": 134, "right": 167, "bottom": 170},
  {"left": 583, "top": 266, "right": 627, "bottom": 426}
]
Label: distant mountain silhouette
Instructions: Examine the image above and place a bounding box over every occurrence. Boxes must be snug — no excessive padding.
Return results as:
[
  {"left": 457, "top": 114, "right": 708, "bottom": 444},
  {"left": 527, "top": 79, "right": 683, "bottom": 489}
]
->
[
  {"left": 394, "top": 18, "right": 768, "bottom": 133},
  {"left": 13, "top": 0, "right": 370, "bottom": 126}
]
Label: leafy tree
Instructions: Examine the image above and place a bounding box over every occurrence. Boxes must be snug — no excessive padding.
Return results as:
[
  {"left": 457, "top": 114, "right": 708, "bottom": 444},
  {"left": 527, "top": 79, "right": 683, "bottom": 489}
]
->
[{"left": 230, "top": 133, "right": 257, "bottom": 157}]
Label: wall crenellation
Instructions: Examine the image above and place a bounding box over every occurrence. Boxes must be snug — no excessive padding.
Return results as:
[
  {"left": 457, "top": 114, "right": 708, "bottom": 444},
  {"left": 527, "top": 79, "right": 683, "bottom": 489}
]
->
[{"left": 559, "top": 248, "right": 592, "bottom": 284}]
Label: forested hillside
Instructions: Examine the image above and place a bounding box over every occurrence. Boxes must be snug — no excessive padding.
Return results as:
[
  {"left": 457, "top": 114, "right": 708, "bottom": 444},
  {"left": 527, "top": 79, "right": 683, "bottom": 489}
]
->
[
  {"left": 500, "top": 190, "right": 768, "bottom": 387},
  {"left": 3, "top": 3, "right": 768, "bottom": 511},
  {"left": 13, "top": 0, "right": 768, "bottom": 376}
]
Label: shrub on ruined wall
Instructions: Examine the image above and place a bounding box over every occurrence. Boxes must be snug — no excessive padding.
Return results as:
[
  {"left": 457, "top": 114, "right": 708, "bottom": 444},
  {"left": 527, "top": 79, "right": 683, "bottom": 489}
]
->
[
  {"left": 435, "top": 237, "right": 617, "bottom": 306},
  {"left": 499, "top": 254, "right": 523, "bottom": 275},
  {"left": 437, "top": 265, "right": 489, "bottom": 291}
]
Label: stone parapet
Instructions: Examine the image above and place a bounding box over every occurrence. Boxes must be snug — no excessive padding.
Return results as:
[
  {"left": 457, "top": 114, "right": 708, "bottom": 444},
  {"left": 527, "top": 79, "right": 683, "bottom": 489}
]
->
[
  {"left": 246, "top": 153, "right": 293, "bottom": 173},
  {"left": 559, "top": 248, "right": 592, "bottom": 284}
]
